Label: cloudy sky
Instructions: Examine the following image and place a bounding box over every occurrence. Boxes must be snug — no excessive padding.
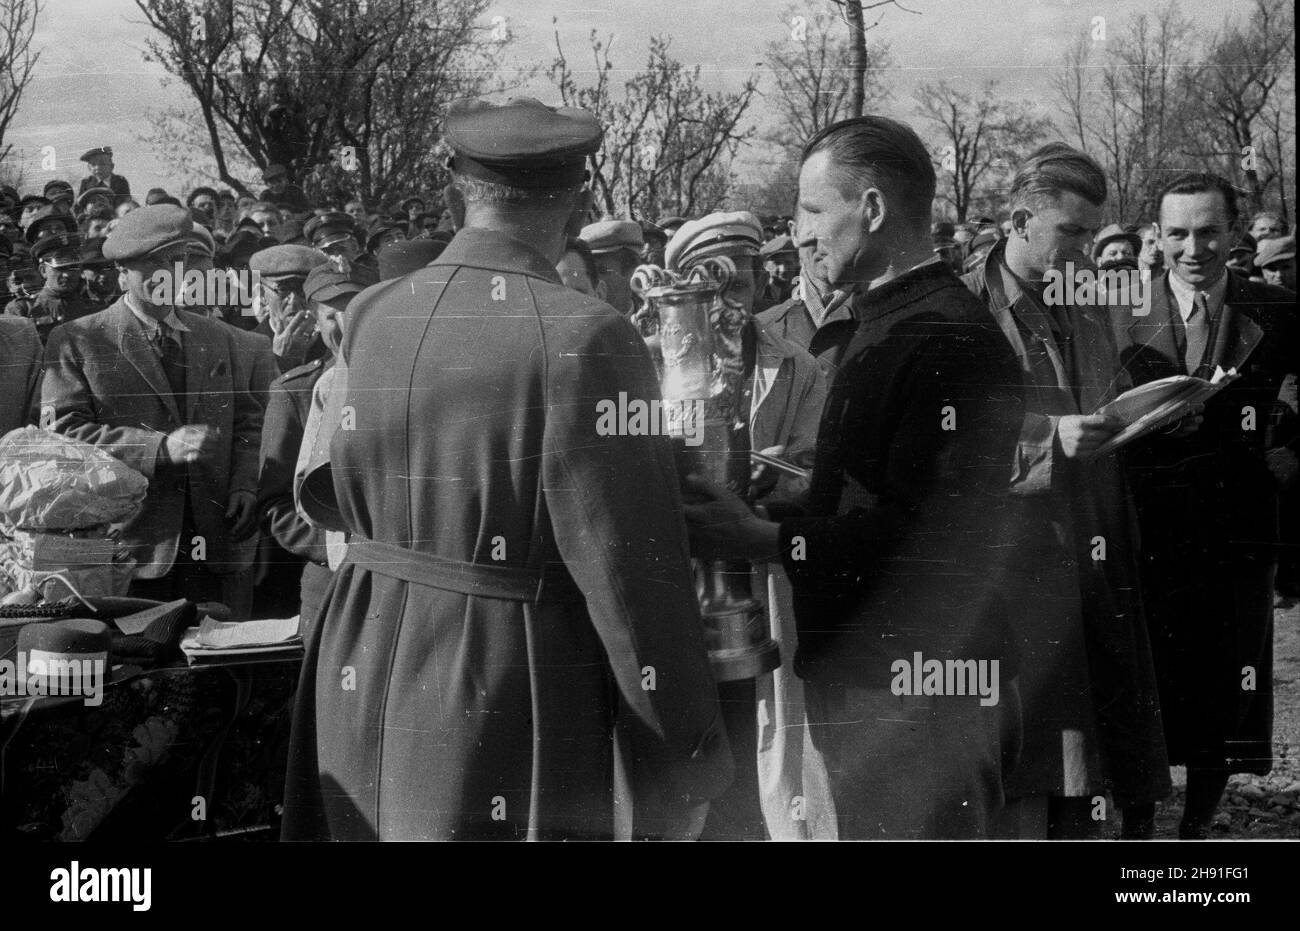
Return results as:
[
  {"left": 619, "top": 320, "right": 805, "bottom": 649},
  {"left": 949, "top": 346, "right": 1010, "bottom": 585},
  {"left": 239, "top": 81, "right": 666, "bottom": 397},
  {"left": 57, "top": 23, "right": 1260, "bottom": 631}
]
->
[{"left": 6, "top": 0, "right": 1241, "bottom": 194}]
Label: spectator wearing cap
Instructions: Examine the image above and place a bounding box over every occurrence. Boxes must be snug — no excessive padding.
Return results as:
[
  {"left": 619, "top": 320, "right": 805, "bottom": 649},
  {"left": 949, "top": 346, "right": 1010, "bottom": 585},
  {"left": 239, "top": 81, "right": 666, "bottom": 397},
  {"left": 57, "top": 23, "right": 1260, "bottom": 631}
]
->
[
  {"left": 554, "top": 237, "right": 605, "bottom": 299},
  {"left": 639, "top": 221, "right": 667, "bottom": 268},
  {"left": 282, "top": 95, "right": 729, "bottom": 843},
  {"left": 256, "top": 262, "right": 364, "bottom": 627},
  {"left": 18, "top": 194, "right": 50, "bottom": 230},
  {"left": 43, "top": 180, "right": 76, "bottom": 212},
  {"left": 40, "top": 204, "right": 264, "bottom": 616},
  {"left": 1226, "top": 233, "right": 1258, "bottom": 279},
  {"left": 1255, "top": 234, "right": 1296, "bottom": 292},
  {"left": 75, "top": 185, "right": 115, "bottom": 217},
  {"left": 1248, "top": 211, "right": 1286, "bottom": 243},
  {"left": 399, "top": 196, "right": 426, "bottom": 223},
  {"left": 248, "top": 243, "right": 330, "bottom": 372},
  {"left": 13, "top": 207, "right": 92, "bottom": 341},
  {"left": 78, "top": 147, "right": 131, "bottom": 201},
  {"left": 1092, "top": 224, "right": 1142, "bottom": 270},
  {"left": 757, "top": 233, "right": 799, "bottom": 311},
  {"left": 259, "top": 164, "right": 309, "bottom": 211},
  {"left": 79, "top": 236, "right": 120, "bottom": 310},
  {"left": 365, "top": 220, "right": 405, "bottom": 258},
  {"left": 187, "top": 187, "right": 219, "bottom": 217},
  {"left": 578, "top": 219, "right": 643, "bottom": 314},
  {"left": 665, "top": 209, "right": 830, "bottom": 841}
]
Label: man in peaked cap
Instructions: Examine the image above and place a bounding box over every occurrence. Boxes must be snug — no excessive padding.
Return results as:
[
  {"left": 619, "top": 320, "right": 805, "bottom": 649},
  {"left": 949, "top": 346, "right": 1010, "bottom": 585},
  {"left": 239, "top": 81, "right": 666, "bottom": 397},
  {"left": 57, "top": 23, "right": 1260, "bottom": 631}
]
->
[
  {"left": 79, "top": 146, "right": 131, "bottom": 201},
  {"left": 40, "top": 204, "right": 264, "bottom": 615},
  {"left": 665, "top": 210, "right": 831, "bottom": 841},
  {"left": 256, "top": 262, "right": 364, "bottom": 626},
  {"left": 17, "top": 194, "right": 50, "bottom": 230},
  {"left": 79, "top": 236, "right": 120, "bottom": 310},
  {"left": 43, "top": 180, "right": 75, "bottom": 212},
  {"left": 1255, "top": 233, "right": 1296, "bottom": 292},
  {"left": 578, "top": 218, "right": 643, "bottom": 315},
  {"left": 17, "top": 207, "right": 93, "bottom": 341},
  {"left": 282, "top": 96, "right": 730, "bottom": 842},
  {"left": 248, "top": 243, "right": 330, "bottom": 372},
  {"left": 757, "top": 233, "right": 799, "bottom": 311}
]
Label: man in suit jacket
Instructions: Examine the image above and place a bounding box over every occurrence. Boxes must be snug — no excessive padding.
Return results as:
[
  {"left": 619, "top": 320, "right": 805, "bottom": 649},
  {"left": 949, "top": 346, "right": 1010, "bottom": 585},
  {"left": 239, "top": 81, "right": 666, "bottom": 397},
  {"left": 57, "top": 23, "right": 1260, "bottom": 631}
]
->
[
  {"left": 685, "top": 116, "right": 1025, "bottom": 839},
  {"left": 0, "top": 315, "right": 40, "bottom": 435},
  {"left": 1114, "top": 171, "right": 1298, "bottom": 838},
  {"left": 41, "top": 205, "right": 263, "bottom": 615},
  {"left": 964, "top": 144, "right": 1169, "bottom": 839},
  {"left": 78, "top": 147, "right": 131, "bottom": 203}
]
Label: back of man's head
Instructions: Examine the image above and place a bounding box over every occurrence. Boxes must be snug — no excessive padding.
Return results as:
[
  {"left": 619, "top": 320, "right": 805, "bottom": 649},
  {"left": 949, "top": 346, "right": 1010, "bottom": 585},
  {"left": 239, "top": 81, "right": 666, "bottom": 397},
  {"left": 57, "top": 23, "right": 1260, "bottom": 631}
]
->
[
  {"left": 801, "top": 115, "right": 936, "bottom": 230},
  {"left": 1008, "top": 143, "right": 1107, "bottom": 212}
]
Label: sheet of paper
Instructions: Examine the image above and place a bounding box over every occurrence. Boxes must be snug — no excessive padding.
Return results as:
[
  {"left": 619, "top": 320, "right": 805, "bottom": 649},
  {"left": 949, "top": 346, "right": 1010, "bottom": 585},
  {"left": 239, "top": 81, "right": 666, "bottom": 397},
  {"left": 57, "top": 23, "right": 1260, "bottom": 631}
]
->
[{"left": 195, "top": 614, "right": 301, "bottom": 650}]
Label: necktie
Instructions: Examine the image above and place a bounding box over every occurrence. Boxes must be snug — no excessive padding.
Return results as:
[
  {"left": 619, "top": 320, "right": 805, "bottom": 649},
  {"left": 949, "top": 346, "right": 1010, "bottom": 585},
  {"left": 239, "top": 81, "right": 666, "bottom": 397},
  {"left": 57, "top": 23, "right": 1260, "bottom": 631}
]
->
[
  {"left": 156, "top": 324, "right": 187, "bottom": 405},
  {"left": 1184, "top": 291, "right": 1209, "bottom": 375}
]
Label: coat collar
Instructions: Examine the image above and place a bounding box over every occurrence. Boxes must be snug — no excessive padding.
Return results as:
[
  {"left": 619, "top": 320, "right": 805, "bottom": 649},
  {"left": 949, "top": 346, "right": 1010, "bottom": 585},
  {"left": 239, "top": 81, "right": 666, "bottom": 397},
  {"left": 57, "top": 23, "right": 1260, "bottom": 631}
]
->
[
  {"left": 431, "top": 227, "right": 564, "bottom": 285},
  {"left": 1128, "top": 270, "right": 1265, "bottom": 374},
  {"left": 109, "top": 298, "right": 214, "bottom": 422},
  {"left": 850, "top": 256, "right": 963, "bottom": 326}
]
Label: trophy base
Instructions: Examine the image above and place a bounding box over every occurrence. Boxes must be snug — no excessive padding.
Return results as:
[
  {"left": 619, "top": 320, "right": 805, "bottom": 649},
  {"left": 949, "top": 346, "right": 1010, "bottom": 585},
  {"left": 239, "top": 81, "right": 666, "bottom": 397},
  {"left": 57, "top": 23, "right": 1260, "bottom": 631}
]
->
[{"left": 708, "top": 639, "right": 781, "bottom": 682}]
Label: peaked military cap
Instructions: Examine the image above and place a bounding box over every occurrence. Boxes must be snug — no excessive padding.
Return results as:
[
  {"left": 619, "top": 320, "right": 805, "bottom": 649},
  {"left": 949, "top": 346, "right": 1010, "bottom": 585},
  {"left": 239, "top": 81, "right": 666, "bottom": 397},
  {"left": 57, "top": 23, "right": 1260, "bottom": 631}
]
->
[
  {"left": 24, "top": 207, "right": 77, "bottom": 245},
  {"left": 365, "top": 222, "right": 405, "bottom": 254},
  {"left": 304, "top": 264, "right": 367, "bottom": 304},
  {"left": 304, "top": 211, "right": 357, "bottom": 250},
  {"left": 80, "top": 146, "right": 113, "bottom": 162},
  {"left": 75, "top": 186, "right": 116, "bottom": 213},
  {"left": 444, "top": 96, "right": 602, "bottom": 190},
  {"left": 32, "top": 231, "right": 83, "bottom": 267},
  {"left": 102, "top": 204, "right": 194, "bottom": 262},
  {"left": 43, "top": 180, "right": 75, "bottom": 203}
]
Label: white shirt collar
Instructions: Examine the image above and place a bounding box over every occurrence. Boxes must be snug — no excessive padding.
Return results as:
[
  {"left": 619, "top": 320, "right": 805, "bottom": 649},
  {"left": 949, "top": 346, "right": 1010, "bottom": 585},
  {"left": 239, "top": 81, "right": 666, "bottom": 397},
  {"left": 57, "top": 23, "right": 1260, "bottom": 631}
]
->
[{"left": 1167, "top": 270, "right": 1228, "bottom": 322}]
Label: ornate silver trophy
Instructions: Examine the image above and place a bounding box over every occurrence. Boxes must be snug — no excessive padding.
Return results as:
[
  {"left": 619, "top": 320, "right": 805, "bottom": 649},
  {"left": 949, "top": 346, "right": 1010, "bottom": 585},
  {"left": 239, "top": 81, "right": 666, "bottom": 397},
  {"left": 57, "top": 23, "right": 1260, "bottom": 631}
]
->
[{"left": 630, "top": 258, "right": 780, "bottom": 682}]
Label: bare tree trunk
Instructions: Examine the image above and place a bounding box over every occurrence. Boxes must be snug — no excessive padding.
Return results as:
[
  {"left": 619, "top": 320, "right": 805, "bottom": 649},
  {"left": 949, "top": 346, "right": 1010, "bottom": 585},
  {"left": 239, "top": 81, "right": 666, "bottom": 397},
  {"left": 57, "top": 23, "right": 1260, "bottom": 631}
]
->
[{"left": 845, "top": 0, "right": 866, "bottom": 117}]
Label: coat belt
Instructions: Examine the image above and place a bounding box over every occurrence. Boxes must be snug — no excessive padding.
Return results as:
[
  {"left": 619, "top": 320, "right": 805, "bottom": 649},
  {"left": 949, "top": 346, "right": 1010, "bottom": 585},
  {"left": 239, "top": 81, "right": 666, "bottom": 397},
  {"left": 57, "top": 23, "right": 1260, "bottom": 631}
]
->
[{"left": 343, "top": 536, "right": 586, "bottom": 604}]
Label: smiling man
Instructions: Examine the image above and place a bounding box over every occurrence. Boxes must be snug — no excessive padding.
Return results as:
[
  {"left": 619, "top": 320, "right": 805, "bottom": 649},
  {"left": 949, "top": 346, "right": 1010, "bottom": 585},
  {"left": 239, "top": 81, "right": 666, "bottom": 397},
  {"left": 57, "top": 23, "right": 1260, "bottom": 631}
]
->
[{"left": 1114, "top": 172, "right": 1299, "bottom": 839}]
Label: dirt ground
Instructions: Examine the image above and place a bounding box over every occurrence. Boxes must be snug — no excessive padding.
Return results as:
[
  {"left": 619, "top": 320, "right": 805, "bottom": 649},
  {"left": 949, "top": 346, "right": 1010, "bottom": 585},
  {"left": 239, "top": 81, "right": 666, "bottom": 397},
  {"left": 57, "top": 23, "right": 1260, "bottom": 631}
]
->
[{"left": 1151, "top": 597, "right": 1300, "bottom": 839}]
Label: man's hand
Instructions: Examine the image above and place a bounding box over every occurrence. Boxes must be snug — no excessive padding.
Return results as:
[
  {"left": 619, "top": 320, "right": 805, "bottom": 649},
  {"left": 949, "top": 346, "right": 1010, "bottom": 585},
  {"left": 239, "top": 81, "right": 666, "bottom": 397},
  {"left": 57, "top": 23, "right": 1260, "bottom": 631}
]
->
[
  {"left": 226, "top": 490, "right": 258, "bottom": 541},
  {"left": 748, "top": 444, "right": 787, "bottom": 499},
  {"left": 1055, "top": 413, "right": 1122, "bottom": 459},
  {"left": 272, "top": 303, "right": 317, "bottom": 368},
  {"left": 682, "top": 473, "right": 779, "bottom": 562},
  {"left": 162, "top": 424, "right": 220, "bottom": 466}
]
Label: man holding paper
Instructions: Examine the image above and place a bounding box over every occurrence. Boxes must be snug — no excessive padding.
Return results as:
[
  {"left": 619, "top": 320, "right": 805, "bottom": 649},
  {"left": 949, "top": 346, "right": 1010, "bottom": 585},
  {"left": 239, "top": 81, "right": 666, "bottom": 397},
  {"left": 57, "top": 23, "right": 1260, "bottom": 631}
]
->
[
  {"left": 1115, "top": 171, "right": 1299, "bottom": 839},
  {"left": 963, "top": 144, "right": 1170, "bottom": 839}
]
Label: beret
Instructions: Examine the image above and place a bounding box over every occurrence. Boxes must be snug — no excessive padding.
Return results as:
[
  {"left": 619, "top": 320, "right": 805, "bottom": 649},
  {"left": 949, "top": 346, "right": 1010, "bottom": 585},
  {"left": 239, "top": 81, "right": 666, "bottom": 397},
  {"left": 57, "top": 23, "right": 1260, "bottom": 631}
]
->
[
  {"left": 579, "top": 219, "right": 643, "bottom": 254},
  {"left": 103, "top": 204, "right": 194, "bottom": 262},
  {"left": 31, "top": 231, "right": 83, "bottom": 266},
  {"left": 80, "top": 147, "right": 113, "bottom": 162},
  {"left": 80, "top": 236, "right": 111, "bottom": 265},
  {"left": 248, "top": 244, "right": 328, "bottom": 278},
  {"left": 1255, "top": 235, "right": 1295, "bottom": 267},
  {"left": 303, "top": 264, "right": 366, "bottom": 304},
  {"left": 75, "top": 186, "right": 116, "bottom": 211},
  {"left": 304, "top": 212, "right": 357, "bottom": 249},
  {"left": 24, "top": 207, "right": 77, "bottom": 245},
  {"left": 378, "top": 237, "right": 447, "bottom": 280},
  {"left": 1091, "top": 223, "right": 1141, "bottom": 260},
  {"left": 444, "top": 96, "right": 602, "bottom": 190},
  {"left": 666, "top": 211, "right": 763, "bottom": 271},
  {"left": 759, "top": 234, "right": 797, "bottom": 259}
]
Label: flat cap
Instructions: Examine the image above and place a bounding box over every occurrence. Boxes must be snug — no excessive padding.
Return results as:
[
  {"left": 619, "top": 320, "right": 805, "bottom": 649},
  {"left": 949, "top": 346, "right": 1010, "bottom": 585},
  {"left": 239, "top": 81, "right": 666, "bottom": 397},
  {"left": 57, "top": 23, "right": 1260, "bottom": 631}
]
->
[
  {"left": 304, "top": 212, "right": 357, "bottom": 250},
  {"left": 248, "top": 244, "right": 328, "bottom": 279},
  {"left": 759, "top": 234, "right": 796, "bottom": 259},
  {"left": 1255, "top": 235, "right": 1295, "bottom": 267},
  {"left": 303, "top": 264, "right": 367, "bottom": 304},
  {"left": 579, "top": 219, "right": 643, "bottom": 255},
  {"left": 24, "top": 207, "right": 77, "bottom": 245},
  {"left": 32, "top": 231, "right": 83, "bottom": 267},
  {"left": 80, "top": 146, "right": 113, "bottom": 162},
  {"left": 1091, "top": 223, "right": 1141, "bottom": 260},
  {"left": 80, "top": 236, "right": 111, "bottom": 266},
  {"left": 103, "top": 204, "right": 193, "bottom": 262},
  {"left": 666, "top": 211, "right": 763, "bottom": 271},
  {"left": 444, "top": 96, "right": 602, "bottom": 190},
  {"left": 75, "top": 186, "right": 116, "bottom": 212},
  {"left": 378, "top": 237, "right": 447, "bottom": 280}
]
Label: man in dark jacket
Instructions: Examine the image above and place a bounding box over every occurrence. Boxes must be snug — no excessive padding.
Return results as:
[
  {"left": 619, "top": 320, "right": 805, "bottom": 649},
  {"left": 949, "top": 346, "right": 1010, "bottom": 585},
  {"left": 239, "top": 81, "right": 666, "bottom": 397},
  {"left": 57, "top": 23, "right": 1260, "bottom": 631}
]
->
[
  {"left": 1114, "top": 171, "right": 1298, "bottom": 838},
  {"left": 964, "top": 144, "right": 1170, "bottom": 839},
  {"left": 281, "top": 97, "right": 731, "bottom": 841},
  {"left": 685, "top": 115, "right": 1025, "bottom": 839}
]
